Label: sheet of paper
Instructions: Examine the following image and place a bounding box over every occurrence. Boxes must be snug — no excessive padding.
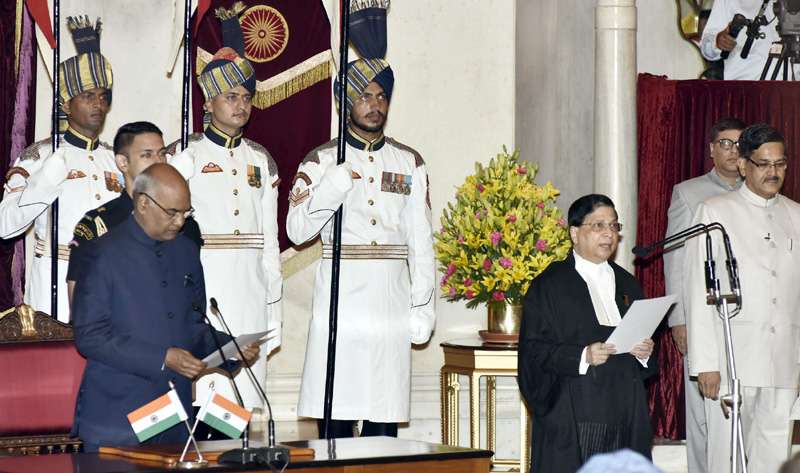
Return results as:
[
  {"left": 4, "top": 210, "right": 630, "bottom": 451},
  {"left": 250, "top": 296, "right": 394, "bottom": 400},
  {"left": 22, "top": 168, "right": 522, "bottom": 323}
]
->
[
  {"left": 605, "top": 295, "right": 677, "bottom": 354},
  {"left": 201, "top": 330, "right": 273, "bottom": 368}
]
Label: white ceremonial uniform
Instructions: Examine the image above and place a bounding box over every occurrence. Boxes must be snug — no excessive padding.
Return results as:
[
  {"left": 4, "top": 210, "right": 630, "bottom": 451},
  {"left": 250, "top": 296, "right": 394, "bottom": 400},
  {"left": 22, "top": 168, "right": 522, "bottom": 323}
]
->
[
  {"left": 287, "top": 130, "right": 436, "bottom": 422},
  {"left": 663, "top": 169, "right": 741, "bottom": 473},
  {"left": 0, "top": 129, "right": 119, "bottom": 321},
  {"left": 685, "top": 184, "right": 800, "bottom": 473},
  {"left": 169, "top": 126, "right": 282, "bottom": 409},
  {"left": 701, "top": 0, "right": 800, "bottom": 80}
]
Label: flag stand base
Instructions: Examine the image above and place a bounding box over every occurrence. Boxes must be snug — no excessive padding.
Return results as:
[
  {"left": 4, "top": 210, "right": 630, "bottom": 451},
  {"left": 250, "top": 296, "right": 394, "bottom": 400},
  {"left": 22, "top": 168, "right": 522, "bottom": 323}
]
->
[{"left": 175, "top": 459, "right": 209, "bottom": 469}]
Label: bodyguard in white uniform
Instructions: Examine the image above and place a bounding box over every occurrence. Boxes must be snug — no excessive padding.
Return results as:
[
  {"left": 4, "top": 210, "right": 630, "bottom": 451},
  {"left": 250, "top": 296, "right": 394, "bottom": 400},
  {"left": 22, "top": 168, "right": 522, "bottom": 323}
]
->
[
  {"left": 685, "top": 124, "right": 800, "bottom": 473},
  {"left": 169, "top": 5, "right": 281, "bottom": 411},
  {"left": 0, "top": 17, "right": 118, "bottom": 321},
  {"left": 663, "top": 117, "right": 744, "bottom": 473},
  {"left": 287, "top": 59, "right": 435, "bottom": 438}
]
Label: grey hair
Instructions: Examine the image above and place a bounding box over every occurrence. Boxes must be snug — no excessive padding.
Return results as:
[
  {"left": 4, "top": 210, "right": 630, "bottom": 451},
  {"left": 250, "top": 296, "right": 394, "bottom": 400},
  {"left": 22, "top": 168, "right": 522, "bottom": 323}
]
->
[{"left": 132, "top": 171, "right": 156, "bottom": 197}]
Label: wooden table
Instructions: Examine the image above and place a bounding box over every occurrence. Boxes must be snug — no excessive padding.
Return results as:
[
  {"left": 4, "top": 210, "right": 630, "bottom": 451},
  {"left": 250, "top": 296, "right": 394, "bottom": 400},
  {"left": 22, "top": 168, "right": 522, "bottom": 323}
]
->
[
  {"left": 440, "top": 337, "right": 530, "bottom": 472},
  {"left": 0, "top": 437, "right": 491, "bottom": 472}
]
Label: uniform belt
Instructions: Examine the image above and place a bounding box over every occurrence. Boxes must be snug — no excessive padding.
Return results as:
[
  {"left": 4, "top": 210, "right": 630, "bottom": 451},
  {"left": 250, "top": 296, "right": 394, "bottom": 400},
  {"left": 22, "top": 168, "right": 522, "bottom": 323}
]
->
[
  {"left": 322, "top": 244, "right": 408, "bottom": 260},
  {"left": 201, "top": 233, "right": 263, "bottom": 250},
  {"left": 33, "top": 237, "right": 70, "bottom": 261}
]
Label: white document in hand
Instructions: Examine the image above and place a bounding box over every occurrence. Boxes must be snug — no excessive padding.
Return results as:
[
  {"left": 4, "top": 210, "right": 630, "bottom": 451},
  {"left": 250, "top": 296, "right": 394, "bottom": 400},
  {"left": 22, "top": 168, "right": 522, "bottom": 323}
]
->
[
  {"left": 605, "top": 295, "right": 677, "bottom": 353},
  {"left": 202, "top": 330, "right": 273, "bottom": 368}
]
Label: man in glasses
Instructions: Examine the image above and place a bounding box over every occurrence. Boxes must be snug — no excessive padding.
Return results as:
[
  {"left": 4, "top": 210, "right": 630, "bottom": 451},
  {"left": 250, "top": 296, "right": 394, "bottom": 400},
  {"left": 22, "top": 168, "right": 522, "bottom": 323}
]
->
[
  {"left": 66, "top": 122, "right": 201, "bottom": 309},
  {"left": 685, "top": 123, "right": 800, "bottom": 472},
  {"left": 663, "top": 117, "right": 745, "bottom": 473},
  {"left": 71, "top": 163, "right": 260, "bottom": 451}
]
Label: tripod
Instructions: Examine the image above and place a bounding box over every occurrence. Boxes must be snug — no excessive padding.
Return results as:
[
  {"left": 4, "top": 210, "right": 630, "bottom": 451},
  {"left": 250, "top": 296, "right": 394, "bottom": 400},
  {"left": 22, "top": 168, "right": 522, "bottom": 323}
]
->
[{"left": 760, "top": 39, "right": 799, "bottom": 80}]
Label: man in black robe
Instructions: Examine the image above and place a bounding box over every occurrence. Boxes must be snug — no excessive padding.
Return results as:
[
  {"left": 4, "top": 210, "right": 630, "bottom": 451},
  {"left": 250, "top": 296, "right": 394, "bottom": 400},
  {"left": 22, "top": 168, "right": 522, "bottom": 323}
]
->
[{"left": 518, "top": 194, "right": 657, "bottom": 473}]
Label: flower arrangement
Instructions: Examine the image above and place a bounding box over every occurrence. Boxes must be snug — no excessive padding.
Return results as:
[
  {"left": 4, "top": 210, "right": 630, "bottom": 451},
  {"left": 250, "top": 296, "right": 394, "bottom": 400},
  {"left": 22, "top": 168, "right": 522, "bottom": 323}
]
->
[{"left": 434, "top": 148, "right": 571, "bottom": 308}]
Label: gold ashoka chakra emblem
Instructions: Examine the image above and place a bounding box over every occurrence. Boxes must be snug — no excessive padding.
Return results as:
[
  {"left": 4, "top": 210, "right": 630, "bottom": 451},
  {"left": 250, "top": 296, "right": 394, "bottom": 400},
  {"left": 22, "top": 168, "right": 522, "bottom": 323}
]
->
[{"left": 241, "top": 5, "right": 289, "bottom": 63}]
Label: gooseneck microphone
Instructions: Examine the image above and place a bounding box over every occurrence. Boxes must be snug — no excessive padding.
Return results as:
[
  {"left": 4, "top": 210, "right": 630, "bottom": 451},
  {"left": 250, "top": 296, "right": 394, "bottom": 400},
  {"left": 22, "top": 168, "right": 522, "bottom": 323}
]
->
[{"left": 209, "top": 297, "right": 288, "bottom": 468}]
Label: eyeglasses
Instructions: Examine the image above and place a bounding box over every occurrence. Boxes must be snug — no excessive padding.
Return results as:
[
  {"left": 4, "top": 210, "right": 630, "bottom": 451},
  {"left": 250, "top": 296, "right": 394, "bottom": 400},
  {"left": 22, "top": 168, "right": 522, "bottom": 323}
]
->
[
  {"left": 355, "top": 93, "right": 388, "bottom": 104},
  {"left": 141, "top": 192, "right": 194, "bottom": 219},
  {"left": 715, "top": 138, "right": 739, "bottom": 151},
  {"left": 581, "top": 222, "right": 623, "bottom": 233},
  {"left": 745, "top": 157, "right": 788, "bottom": 171}
]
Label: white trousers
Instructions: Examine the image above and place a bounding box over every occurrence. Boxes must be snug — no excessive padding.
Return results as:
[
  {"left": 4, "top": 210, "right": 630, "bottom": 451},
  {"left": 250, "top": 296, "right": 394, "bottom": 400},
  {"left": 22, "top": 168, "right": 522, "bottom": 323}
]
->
[
  {"left": 684, "top": 357, "right": 708, "bottom": 473},
  {"left": 705, "top": 384, "right": 796, "bottom": 473}
]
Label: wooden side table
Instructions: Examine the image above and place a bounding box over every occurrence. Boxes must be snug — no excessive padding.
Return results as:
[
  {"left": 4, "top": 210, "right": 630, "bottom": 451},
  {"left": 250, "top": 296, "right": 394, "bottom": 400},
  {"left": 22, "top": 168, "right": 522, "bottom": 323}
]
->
[{"left": 440, "top": 337, "right": 531, "bottom": 472}]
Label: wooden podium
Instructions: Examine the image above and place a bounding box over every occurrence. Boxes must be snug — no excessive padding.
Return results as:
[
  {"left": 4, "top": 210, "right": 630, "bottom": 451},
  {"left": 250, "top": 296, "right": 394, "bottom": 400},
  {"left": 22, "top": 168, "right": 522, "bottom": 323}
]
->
[{"left": 0, "top": 437, "right": 491, "bottom": 473}]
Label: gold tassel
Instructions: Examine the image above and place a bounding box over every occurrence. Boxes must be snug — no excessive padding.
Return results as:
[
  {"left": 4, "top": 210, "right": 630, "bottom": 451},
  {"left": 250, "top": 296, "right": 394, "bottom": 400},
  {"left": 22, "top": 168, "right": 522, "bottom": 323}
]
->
[
  {"left": 252, "top": 61, "right": 331, "bottom": 110},
  {"left": 214, "top": 1, "right": 247, "bottom": 20}
]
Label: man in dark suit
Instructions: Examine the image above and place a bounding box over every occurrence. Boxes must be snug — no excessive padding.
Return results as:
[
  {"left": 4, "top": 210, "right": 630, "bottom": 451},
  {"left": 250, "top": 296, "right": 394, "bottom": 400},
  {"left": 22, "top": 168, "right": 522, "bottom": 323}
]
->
[
  {"left": 71, "top": 163, "right": 258, "bottom": 452},
  {"left": 518, "top": 194, "right": 656, "bottom": 473}
]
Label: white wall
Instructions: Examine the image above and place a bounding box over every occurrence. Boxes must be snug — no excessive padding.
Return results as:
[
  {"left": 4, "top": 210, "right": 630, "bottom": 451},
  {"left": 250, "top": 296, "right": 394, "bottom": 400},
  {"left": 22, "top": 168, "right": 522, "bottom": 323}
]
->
[{"left": 637, "top": 1, "right": 704, "bottom": 79}]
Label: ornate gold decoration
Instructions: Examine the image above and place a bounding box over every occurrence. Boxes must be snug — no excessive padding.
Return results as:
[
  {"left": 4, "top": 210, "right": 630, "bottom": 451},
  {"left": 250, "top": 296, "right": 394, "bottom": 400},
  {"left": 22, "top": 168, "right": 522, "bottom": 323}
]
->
[
  {"left": 240, "top": 5, "right": 289, "bottom": 63},
  {"left": 18, "top": 304, "right": 36, "bottom": 338}
]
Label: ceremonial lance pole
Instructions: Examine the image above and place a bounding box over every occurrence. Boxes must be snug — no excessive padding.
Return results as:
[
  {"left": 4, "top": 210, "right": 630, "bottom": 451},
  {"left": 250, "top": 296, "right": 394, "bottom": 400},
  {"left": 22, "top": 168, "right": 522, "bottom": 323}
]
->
[
  {"left": 181, "top": 0, "right": 192, "bottom": 148},
  {"left": 322, "top": 0, "right": 351, "bottom": 439},
  {"left": 50, "top": 0, "right": 61, "bottom": 319}
]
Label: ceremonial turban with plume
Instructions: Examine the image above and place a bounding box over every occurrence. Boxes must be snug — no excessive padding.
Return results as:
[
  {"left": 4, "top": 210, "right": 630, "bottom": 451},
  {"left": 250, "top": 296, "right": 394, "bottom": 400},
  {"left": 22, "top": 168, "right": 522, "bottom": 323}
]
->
[{"left": 333, "top": 58, "right": 394, "bottom": 115}]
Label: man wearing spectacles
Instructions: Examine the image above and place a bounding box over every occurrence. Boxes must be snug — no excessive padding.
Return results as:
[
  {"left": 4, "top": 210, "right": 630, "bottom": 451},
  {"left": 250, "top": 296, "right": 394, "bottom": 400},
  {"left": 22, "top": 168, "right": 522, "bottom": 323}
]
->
[
  {"left": 66, "top": 122, "right": 202, "bottom": 311},
  {"left": 663, "top": 117, "right": 745, "bottom": 473},
  {"left": 685, "top": 123, "right": 800, "bottom": 472},
  {"left": 71, "top": 163, "right": 260, "bottom": 451}
]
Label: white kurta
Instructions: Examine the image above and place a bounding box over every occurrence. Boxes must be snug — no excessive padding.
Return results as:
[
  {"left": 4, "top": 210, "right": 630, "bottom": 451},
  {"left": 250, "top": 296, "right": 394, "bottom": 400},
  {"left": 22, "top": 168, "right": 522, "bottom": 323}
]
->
[
  {"left": 169, "top": 130, "right": 282, "bottom": 409},
  {"left": 0, "top": 132, "right": 119, "bottom": 321},
  {"left": 685, "top": 184, "right": 800, "bottom": 471},
  {"left": 286, "top": 132, "right": 436, "bottom": 422}
]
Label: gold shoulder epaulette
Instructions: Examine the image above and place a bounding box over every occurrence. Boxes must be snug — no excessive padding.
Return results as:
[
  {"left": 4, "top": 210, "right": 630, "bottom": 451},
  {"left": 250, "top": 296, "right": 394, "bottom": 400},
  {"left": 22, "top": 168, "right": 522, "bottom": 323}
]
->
[
  {"left": 386, "top": 137, "right": 425, "bottom": 167},
  {"left": 302, "top": 139, "right": 337, "bottom": 165}
]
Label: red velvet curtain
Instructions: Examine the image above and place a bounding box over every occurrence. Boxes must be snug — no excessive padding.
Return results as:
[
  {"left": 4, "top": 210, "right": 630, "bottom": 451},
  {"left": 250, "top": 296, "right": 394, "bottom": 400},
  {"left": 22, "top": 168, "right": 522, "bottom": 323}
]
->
[{"left": 636, "top": 74, "right": 800, "bottom": 439}]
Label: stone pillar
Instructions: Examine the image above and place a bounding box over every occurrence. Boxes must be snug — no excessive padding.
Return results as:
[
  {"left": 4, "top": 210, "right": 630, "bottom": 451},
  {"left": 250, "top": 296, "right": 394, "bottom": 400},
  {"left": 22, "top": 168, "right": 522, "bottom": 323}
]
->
[{"left": 594, "top": 0, "right": 637, "bottom": 271}]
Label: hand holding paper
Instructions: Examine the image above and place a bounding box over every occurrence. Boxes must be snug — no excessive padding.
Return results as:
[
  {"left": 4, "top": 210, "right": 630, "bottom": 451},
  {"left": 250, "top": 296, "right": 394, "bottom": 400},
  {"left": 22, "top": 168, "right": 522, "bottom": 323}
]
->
[{"left": 605, "top": 295, "right": 677, "bottom": 354}]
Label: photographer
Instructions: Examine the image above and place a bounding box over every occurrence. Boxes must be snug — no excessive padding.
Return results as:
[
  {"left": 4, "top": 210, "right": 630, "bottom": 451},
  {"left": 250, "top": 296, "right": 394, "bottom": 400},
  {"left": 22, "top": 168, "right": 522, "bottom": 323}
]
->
[{"left": 701, "top": 0, "right": 798, "bottom": 79}]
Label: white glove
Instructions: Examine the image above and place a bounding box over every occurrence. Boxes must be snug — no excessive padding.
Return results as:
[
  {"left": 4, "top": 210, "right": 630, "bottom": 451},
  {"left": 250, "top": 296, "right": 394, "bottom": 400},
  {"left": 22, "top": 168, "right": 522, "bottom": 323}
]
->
[
  {"left": 410, "top": 312, "right": 434, "bottom": 345},
  {"left": 20, "top": 149, "right": 69, "bottom": 205},
  {"left": 320, "top": 161, "right": 354, "bottom": 195},
  {"left": 37, "top": 149, "right": 69, "bottom": 187}
]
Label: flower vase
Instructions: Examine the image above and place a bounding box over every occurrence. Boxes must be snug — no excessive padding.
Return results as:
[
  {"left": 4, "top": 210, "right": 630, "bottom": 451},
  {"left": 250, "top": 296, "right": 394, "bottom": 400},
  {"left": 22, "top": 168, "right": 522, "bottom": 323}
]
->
[{"left": 479, "top": 301, "right": 522, "bottom": 344}]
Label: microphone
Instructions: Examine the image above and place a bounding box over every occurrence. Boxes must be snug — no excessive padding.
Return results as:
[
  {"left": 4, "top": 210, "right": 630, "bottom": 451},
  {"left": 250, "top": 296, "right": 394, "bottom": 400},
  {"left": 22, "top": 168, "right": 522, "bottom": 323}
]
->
[
  {"left": 704, "top": 231, "right": 719, "bottom": 303},
  {"left": 191, "top": 303, "right": 248, "bottom": 445},
  {"left": 209, "top": 297, "right": 288, "bottom": 468}
]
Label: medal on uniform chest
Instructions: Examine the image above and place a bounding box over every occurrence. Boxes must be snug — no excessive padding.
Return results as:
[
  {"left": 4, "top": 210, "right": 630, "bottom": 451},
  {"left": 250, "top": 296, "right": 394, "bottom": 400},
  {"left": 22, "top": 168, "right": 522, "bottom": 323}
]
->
[
  {"left": 104, "top": 171, "right": 123, "bottom": 192},
  {"left": 381, "top": 171, "right": 412, "bottom": 195},
  {"left": 247, "top": 164, "right": 262, "bottom": 188}
]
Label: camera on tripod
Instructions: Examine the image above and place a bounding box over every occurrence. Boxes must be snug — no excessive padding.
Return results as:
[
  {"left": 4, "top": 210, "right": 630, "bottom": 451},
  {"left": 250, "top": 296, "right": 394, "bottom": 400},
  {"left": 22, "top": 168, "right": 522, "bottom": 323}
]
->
[{"left": 775, "top": 0, "right": 800, "bottom": 62}]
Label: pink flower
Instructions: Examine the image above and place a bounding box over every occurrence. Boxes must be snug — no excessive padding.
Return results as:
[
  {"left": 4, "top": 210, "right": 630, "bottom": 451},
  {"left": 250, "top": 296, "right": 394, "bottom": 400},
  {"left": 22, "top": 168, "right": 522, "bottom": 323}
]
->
[
  {"left": 448, "top": 286, "right": 457, "bottom": 297},
  {"left": 516, "top": 165, "right": 527, "bottom": 175},
  {"left": 475, "top": 210, "right": 482, "bottom": 220},
  {"left": 536, "top": 239, "right": 548, "bottom": 251},
  {"left": 536, "top": 202, "right": 545, "bottom": 209},
  {"left": 458, "top": 234, "right": 465, "bottom": 244},
  {"left": 476, "top": 183, "right": 485, "bottom": 193},
  {"left": 464, "top": 278, "right": 473, "bottom": 287},
  {"left": 465, "top": 290, "right": 475, "bottom": 299},
  {"left": 490, "top": 231, "right": 502, "bottom": 246},
  {"left": 446, "top": 263, "right": 457, "bottom": 277},
  {"left": 492, "top": 291, "right": 506, "bottom": 301},
  {"left": 482, "top": 258, "right": 493, "bottom": 271},
  {"left": 499, "top": 257, "right": 513, "bottom": 268},
  {"left": 506, "top": 214, "right": 517, "bottom": 223},
  {"left": 557, "top": 218, "right": 566, "bottom": 227},
  {"left": 439, "top": 228, "right": 446, "bottom": 235},
  {"left": 440, "top": 275, "right": 449, "bottom": 287}
]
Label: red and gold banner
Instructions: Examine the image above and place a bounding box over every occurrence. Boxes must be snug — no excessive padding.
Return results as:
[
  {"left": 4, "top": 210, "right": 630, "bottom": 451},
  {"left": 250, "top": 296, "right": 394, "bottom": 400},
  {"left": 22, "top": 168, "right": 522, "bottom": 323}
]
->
[{"left": 193, "top": 0, "right": 332, "bottom": 251}]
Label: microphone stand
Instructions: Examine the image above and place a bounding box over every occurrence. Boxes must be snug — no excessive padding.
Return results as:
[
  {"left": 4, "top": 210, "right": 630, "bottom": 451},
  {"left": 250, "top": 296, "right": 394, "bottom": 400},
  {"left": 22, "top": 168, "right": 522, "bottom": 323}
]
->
[
  {"left": 209, "top": 298, "right": 289, "bottom": 469},
  {"left": 635, "top": 222, "right": 746, "bottom": 473}
]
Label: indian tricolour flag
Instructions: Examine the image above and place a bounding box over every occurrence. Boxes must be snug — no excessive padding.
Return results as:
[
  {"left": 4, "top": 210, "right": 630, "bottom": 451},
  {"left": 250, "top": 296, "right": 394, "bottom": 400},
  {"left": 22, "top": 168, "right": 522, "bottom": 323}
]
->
[
  {"left": 126, "top": 389, "right": 188, "bottom": 442},
  {"left": 197, "top": 391, "right": 252, "bottom": 439}
]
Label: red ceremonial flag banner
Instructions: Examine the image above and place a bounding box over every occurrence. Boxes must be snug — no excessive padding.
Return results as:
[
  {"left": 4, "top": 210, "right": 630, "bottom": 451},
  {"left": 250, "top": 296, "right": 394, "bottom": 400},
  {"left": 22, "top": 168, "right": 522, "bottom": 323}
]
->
[{"left": 193, "top": 0, "right": 332, "bottom": 251}]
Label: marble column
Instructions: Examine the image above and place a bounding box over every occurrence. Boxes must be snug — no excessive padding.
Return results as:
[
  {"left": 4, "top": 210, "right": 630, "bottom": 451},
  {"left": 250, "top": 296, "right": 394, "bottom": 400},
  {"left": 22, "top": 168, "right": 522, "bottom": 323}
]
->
[{"left": 594, "top": 0, "right": 638, "bottom": 271}]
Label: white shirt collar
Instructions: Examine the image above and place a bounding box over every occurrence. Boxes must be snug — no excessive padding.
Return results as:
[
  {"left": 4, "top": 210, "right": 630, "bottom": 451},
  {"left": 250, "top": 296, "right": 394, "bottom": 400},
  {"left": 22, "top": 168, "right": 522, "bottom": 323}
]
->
[
  {"left": 739, "top": 182, "right": 779, "bottom": 208},
  {"left": 573, "top": 251, "right": 621, "bottom": 327}
]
